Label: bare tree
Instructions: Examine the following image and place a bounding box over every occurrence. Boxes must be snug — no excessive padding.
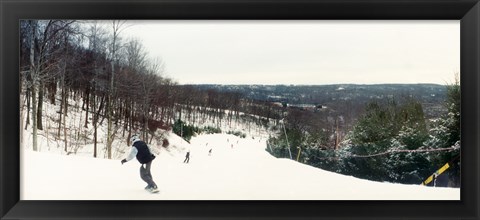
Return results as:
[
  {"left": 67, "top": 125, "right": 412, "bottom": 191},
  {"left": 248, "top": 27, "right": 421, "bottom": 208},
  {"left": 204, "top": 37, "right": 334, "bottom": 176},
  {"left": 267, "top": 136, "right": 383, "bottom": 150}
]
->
[
  {"left": 21, "top": 20, "right": 77, "bottom": 151},
  {"left": 86, "top": 21, "right": 108, "bottom": 157},
  {"left": 141, "top": 59, "right": 166, "bottom": 141},
  {"left": 106, "top": 20, "right": 128, "bottom": 159},
  {"left": 28, "top": 20, "right": 39, "bottom": 151}
]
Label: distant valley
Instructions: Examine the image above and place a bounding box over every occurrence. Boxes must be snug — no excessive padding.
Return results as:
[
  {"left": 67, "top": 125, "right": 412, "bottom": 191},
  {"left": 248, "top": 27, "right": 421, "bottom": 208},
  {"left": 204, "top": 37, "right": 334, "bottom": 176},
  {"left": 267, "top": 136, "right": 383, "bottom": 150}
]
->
[{"left": 189, "top": 84, "right": 448, "bottom": 120}]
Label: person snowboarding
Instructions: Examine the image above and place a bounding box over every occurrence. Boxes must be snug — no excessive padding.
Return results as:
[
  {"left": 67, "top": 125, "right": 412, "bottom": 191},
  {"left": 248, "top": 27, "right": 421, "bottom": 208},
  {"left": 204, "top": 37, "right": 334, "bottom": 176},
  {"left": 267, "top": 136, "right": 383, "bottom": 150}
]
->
[
  {"left": 184, "top": 150, "right": 190, "bottom": 163},
  {"left": 121, "top": 135, "right": 159, "bottom": 193}
]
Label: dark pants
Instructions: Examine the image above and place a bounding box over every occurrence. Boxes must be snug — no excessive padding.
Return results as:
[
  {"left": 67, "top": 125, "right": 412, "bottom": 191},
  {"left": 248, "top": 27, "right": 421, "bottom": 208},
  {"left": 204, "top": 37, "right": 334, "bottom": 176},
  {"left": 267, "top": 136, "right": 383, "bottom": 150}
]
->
[
  {"left": 140, "top": 161, "right": 157, "bottom": 188},
  {"left": 184, "top": 156, "right": 190, "bottom": 163}
]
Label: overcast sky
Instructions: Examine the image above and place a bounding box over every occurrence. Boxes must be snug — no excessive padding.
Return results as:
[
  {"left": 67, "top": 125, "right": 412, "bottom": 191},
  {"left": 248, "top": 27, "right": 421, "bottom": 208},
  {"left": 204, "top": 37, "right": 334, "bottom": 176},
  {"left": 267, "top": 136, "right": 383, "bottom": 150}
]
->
[{"left": 119, "top": 20, "right": 459, "bottom": 85}]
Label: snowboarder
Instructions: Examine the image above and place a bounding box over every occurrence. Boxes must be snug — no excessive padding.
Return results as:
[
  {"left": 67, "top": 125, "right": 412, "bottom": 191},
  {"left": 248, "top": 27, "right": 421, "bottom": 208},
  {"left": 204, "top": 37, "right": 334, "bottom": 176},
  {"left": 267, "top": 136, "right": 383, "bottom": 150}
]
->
[
  {"left": 184, "top": 150, "right": 190, "bottom": 163},
  {"left": 121, "top": 135, "right": 159, "bottom": 193}
]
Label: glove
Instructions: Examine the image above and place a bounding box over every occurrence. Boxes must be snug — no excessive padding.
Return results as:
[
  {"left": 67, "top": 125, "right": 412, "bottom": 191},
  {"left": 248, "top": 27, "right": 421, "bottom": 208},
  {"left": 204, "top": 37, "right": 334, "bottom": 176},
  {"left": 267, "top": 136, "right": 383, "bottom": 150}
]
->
[{"left": 121, "top": 159, "right": 127, "bottom": 165}]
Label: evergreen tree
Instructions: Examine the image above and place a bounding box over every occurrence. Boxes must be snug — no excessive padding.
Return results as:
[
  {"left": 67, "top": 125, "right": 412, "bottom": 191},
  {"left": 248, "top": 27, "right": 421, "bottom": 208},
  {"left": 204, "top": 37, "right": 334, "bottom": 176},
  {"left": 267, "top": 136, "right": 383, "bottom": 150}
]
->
[
  {"left": 172, "top": 119, "right": 197, "bottom": 142},
  {"left": 340, "top": 98, "right": 431, "bottom": 183},
  {"left": 424, "top": 78, "right": 460, "bottom": 186},
  {"left": 386, "top": 125, "right": 430, "bottom": 184},
  {"left": 267, "top": 127, "right": 303, "bottom": 159}
]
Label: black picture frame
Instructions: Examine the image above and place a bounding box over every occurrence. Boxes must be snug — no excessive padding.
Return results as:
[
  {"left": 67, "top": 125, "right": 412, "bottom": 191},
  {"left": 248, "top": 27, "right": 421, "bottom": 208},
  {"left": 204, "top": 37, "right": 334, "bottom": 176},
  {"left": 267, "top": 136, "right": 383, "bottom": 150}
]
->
[{"left": 1, "top": 0, "right": 479, "bottom": 219}]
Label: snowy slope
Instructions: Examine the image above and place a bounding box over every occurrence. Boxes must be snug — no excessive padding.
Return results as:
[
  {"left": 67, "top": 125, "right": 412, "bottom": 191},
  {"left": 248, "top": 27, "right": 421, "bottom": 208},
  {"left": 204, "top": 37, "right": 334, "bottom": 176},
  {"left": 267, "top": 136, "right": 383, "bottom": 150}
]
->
[{"left": 21, "top": 133, "right": 459, "bottom": 200}]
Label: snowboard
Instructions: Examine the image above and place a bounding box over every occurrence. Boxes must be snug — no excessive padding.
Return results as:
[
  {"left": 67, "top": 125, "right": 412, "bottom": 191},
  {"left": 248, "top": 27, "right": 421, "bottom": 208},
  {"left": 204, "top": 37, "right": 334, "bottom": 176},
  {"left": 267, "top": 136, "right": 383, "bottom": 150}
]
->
[{"left": 146, "top": 188, "right": 160, "bottom": 193}]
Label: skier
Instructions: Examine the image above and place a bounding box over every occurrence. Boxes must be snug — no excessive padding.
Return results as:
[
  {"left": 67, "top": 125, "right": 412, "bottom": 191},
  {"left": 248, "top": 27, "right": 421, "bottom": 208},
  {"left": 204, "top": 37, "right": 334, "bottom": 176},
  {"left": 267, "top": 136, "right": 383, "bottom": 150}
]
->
[
  {"left": 184, "top": 150, "right": 190, "bottom": 163},
  {"left": 208, "top": 148, "right": 212, "bottom": 156},
  {"left": 121, "top": 135, "right": 159, "bottom": 193},
  {"left": 432, "top": 173, "right": 438, "bottom": 187}
]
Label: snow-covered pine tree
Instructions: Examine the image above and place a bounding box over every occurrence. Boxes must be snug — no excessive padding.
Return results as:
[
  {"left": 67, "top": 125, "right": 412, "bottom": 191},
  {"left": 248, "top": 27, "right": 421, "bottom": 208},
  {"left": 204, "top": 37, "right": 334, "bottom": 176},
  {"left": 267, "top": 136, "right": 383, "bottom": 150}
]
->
[
  {"left": 423, "top": 77, "right": 460, "bottom": 187},
  {"left": 340, "top": 98, "right": 432, "bottom": 183}
]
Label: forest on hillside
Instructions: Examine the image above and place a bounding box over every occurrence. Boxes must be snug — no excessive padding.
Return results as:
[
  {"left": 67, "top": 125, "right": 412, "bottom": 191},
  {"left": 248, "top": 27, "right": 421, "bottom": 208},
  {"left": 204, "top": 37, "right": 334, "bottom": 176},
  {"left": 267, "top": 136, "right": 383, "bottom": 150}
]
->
[
  {"left": 20, "top": 20, "right": 460, "bottom": 187},
  {"left": 20, "top": 20, "right": 273, "bottom": 158}
]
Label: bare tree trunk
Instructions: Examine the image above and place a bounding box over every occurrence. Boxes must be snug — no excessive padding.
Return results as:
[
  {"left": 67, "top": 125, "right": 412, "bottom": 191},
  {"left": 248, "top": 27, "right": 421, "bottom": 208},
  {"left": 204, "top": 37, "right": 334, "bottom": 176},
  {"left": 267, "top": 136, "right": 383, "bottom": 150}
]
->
[
  {"left": 32, "top": 83, "right": 38, "bottom": 151},
  {"left": 37, "top": 83, "right": 44, "bottom": 130},
  {"left": 30, "top": 20, "right": 38, "bottom": 151},
  {"left": 128, "top": 102, "right": 133, "bottom": 142},
  {"left": 84, "top": 87, "right": 90, "bottom": 128},
  {"left": 107, "top": 95, "right": 113, "bottom": 159},
  {"left": 122, "top": 103, "right": 126, "bottom": 137},
  {"left": 63, "top": 86, "right": 68, "bottom": 152},
  {"left": 20, "top": 81, "right": 24, "bottom": 146},
  {"left": 94, "top": 124, "right": 98, "bottom": 157},
  {"left": 57, "top": 91, "right": 63, "bottom": 138},
  {"left": 93, "top": 95, "right": 105, "bottom": 158},
  {"left": 48, "top": 82, "right": 56, "bottom": 104},
  {"left": 92, "top": 91, "right": 97, "bottom": 158},
  {"left": 25, "top": 88, "right": 30, "bottom": 130},
  {"left": 57, "top": 65, "right": 66, "bottom": 139},
  {"left": 143, "top": 104, "right": 149, "bottom": 142},
  {"left": 149, "top": 132, "right": 154, "bottom": 144},
  {"left": 64, "top": 89, "right": 69, "bottom": 116},
  {"left": 89, "top": 22, "right": 99, "bottom": 157},
  {"left": 107, "top": 20, "right": 125, "bottom": 159}
]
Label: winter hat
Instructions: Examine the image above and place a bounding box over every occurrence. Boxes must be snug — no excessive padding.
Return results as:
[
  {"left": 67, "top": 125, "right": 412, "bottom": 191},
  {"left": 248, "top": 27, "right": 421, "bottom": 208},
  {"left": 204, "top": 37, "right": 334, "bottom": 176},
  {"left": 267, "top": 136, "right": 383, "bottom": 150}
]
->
[{"left": 130, "top": 135, "right": 140, "bottom": 144}]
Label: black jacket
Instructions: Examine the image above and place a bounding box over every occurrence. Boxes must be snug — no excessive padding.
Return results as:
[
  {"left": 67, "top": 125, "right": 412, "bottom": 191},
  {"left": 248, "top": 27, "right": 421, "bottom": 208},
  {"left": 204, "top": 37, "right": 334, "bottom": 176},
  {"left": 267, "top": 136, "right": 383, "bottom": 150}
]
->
[{"left": 133, "top": 141, "right": 155, "bottom": 164}]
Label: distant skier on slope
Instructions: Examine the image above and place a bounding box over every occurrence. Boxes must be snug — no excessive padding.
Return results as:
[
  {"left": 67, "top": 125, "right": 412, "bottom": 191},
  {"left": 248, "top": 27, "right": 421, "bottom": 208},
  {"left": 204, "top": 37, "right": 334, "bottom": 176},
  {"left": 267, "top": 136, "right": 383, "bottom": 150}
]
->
[
  {"left": 121, "top": 134, "right": 159, "bottom": 193},
  {"left": 184, "top": 150, "right": 190, "bottom": 163}
]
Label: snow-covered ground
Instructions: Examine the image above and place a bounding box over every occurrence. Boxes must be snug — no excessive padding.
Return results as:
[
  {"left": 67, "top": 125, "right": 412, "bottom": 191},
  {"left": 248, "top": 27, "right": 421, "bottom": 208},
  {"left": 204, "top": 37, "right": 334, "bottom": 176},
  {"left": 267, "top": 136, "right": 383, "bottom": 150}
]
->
[{"left": 21, "top": 132, "right": 459, "bottom": 200}]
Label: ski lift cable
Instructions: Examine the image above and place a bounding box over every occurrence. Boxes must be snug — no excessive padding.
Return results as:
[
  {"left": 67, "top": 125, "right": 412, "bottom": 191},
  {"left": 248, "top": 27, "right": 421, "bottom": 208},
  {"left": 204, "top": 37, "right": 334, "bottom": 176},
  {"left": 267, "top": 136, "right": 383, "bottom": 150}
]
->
[
  {"left": 307, "top": 145, "right": 459, "bottom": 160},
  {"left": 347, "top": 146, "right": 459, "bottom": 158}
]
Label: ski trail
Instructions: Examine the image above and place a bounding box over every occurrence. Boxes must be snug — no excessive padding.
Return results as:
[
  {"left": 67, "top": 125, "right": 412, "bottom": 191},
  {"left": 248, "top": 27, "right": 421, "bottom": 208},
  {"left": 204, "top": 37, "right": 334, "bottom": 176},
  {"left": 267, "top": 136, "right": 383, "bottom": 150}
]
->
[{"left": 21, "top": 133, "right": 460, "bottom": 200}]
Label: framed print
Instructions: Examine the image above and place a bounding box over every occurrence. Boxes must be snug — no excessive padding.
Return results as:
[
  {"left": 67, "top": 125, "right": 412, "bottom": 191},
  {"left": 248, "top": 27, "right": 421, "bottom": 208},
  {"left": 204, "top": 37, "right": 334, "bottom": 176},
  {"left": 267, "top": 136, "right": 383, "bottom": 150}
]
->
[{"left": 1, "top": 0, "right": 479, "bottom": 219}]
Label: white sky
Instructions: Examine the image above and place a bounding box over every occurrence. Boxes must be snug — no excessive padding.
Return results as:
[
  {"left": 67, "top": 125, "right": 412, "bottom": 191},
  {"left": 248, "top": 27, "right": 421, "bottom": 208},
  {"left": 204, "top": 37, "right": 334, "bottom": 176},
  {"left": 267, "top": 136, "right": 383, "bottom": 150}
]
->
[{"left": 118, "top": 20, "right": 459, "bottom": 85}]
